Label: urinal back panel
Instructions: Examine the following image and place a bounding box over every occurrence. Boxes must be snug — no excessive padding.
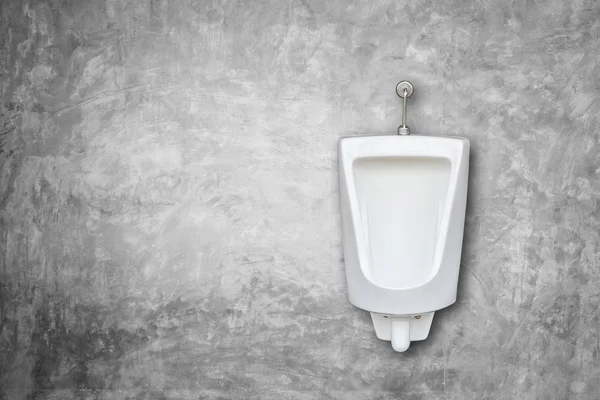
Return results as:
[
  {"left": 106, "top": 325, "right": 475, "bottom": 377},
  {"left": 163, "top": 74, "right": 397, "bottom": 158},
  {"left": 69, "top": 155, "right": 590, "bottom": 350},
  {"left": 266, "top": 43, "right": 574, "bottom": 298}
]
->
[{"left": 353, "top": 156, "right": 451, "bottom": 289}]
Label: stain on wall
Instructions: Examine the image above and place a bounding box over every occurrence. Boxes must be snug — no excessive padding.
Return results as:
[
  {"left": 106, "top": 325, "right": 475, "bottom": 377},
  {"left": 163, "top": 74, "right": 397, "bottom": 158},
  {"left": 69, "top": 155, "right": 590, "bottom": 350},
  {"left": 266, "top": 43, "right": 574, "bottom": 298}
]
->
[{"left": 1, "top": 0, "right": 600, "bottom": 399}]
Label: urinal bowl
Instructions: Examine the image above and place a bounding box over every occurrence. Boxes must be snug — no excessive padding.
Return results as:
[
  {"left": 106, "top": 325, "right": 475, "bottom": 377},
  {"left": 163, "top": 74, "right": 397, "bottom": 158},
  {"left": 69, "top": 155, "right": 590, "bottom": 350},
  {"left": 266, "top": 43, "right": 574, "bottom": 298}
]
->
[{"left": 338, "top": 135, "right": 469, "bottom": 352}]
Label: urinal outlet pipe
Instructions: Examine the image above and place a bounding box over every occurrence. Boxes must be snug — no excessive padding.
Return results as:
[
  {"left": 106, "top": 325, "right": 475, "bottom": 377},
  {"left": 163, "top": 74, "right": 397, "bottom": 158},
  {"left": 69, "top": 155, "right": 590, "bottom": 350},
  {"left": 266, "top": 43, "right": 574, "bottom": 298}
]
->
[{"left": 391, "top": 317, "right": 411, "bottom": 352}]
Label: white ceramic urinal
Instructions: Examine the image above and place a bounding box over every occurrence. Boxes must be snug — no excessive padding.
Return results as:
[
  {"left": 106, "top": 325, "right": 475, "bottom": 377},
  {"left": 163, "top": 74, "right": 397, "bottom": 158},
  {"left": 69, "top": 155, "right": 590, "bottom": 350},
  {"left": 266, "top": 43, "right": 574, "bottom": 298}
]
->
[
  {"left": 338, "top": 81, "right": 469, "bottom": 352},
  {"left": 339, "top": 134, "right": 469, "bottom": 352}
]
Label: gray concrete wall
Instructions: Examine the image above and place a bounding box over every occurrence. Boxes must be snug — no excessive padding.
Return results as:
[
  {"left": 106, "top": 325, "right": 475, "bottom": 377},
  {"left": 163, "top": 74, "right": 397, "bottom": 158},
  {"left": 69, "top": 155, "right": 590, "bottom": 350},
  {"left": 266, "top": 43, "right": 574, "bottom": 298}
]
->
[{"left": 1, "top": 1, "right": 600, "bottom": 399}]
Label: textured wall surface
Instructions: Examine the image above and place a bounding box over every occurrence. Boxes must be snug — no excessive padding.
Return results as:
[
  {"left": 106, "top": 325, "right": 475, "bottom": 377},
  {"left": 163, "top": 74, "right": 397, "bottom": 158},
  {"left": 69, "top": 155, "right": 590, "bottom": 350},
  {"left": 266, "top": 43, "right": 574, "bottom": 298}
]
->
[{"left": 1, "top": 0, "right": 600, "bottom": 399}]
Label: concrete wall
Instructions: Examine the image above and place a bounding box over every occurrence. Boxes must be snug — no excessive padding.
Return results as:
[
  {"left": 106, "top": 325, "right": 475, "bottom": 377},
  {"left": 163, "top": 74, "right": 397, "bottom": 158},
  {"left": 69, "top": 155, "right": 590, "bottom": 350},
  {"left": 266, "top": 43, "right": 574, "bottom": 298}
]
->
[{"left": 1, "top": 0, "right": 600, "bottom": 399}]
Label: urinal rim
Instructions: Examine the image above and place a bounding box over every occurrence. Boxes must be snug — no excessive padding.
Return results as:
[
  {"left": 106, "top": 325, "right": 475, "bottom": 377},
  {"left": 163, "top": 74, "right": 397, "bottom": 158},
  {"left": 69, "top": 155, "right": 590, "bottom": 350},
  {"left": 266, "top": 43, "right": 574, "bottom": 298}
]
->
[{"left": 339, "top": 134, "right": 468, "bottom": 292}]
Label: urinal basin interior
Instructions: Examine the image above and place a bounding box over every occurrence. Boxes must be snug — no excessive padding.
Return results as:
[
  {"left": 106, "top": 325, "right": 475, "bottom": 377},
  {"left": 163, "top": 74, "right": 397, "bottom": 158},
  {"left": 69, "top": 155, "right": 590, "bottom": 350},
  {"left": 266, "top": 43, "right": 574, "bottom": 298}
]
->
[{"left": 353, "top": 156, "right": 451, "bottom": 290}]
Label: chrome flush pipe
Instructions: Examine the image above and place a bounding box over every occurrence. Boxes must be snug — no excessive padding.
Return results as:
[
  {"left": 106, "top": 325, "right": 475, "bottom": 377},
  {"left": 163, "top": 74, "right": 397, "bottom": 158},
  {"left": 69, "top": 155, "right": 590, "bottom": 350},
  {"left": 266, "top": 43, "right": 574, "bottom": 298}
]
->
[{"left": 396, "top": 81, "right": 413, "bottom": 135}]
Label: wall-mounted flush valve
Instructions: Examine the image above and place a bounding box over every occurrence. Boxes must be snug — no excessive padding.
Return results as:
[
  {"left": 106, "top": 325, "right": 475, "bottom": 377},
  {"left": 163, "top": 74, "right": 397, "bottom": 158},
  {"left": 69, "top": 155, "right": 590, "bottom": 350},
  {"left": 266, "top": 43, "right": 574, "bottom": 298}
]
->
[{"left": 396, "top": 81, "right": 413, "bottom": 135}]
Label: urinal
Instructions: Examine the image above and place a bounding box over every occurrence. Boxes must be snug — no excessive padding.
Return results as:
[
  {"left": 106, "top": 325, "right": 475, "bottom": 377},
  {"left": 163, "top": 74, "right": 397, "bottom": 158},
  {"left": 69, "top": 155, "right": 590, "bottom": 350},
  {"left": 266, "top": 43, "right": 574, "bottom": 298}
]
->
[{"left": 338, "top": 81, "right": 469, "bottom": 352}]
